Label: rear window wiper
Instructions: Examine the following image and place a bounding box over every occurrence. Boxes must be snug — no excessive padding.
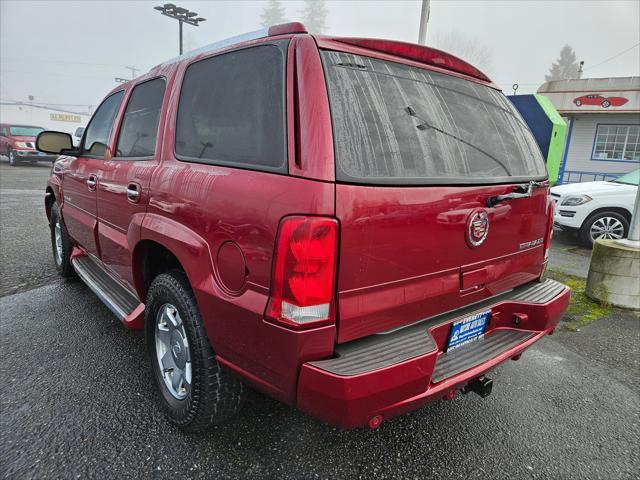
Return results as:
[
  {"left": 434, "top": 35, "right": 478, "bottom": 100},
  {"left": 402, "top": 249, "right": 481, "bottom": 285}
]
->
[
  {"left": 486, "top": 181, "right": 546, "bottom": 207},
  {"left": 405, "top": 106, "right": 512, "bottom": 176}
]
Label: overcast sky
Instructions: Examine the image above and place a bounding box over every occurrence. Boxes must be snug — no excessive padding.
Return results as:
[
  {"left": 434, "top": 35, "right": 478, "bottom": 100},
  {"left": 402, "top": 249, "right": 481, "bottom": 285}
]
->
[{"left": 1, "top": 0, "right": 639, "bottom": 112}]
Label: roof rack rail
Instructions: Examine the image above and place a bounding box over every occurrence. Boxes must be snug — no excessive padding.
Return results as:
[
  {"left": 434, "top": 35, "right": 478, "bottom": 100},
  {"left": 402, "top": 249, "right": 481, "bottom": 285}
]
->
[{"left": 158, "top": 22, "right": 307, "bottom": 68}]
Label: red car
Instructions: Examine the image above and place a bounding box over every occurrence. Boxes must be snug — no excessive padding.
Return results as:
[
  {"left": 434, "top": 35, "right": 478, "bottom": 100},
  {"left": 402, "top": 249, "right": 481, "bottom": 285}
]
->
[
  {"left": 0, "top": 123, "right": 57, "bottom": 166},
  {"left": 37, "top": 23, "right": 569, "bottom": 430},
  {"left": 573, "top": 94, "right": 628, "bottom": 108}
]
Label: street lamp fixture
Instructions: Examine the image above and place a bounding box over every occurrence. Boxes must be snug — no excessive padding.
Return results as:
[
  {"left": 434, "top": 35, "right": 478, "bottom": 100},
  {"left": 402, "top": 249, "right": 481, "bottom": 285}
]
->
[{"left": 154, "top": 3, "right": 206, "bottom": 55}]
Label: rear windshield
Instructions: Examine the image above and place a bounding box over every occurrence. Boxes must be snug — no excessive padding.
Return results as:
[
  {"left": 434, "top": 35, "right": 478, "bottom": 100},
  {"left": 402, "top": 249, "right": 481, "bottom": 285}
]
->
[{"left": 321, "top": 51, "right": 547, "bottom": 185}]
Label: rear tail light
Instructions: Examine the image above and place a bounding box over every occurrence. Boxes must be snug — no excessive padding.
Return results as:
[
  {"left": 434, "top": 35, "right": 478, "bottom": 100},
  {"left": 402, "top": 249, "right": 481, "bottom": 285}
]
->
[{"left": 266, "top": 216, "right": 338, "bottom": 329}]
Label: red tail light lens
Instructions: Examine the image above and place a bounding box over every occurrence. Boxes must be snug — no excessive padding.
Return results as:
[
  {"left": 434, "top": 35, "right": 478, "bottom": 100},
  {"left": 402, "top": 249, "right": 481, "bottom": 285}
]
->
[{"left": 266, "top": 216, "right": 338, "bottom": 329}]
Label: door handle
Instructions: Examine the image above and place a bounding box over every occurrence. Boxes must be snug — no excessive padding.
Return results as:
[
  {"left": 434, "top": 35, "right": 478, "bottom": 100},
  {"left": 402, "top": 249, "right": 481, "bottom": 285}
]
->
[
  {"left": 87, "top": 175, "right": 97, "bottom": 191},
  {"left": 126, "top": 183, "right": 140, "bottom": 203}
]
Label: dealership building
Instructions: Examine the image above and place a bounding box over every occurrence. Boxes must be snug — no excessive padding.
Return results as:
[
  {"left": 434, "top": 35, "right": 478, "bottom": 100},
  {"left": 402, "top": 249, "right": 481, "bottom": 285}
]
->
[
  {"left": 0, "top": 101, "right": 90, "bottom": 136},
  {"left": 537, "top": 76, "right": 639, "bottom": 184}
]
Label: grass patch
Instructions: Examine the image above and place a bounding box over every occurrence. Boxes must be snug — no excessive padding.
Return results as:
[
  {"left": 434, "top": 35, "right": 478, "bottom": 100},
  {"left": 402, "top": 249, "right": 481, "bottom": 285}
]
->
[{"left": 545, "top": 268, "right": 612, "bottom": 330}]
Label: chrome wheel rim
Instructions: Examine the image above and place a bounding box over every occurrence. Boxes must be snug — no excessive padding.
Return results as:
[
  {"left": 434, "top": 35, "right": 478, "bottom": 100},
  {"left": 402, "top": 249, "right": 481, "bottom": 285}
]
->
[
  {"left": 54, "top": 219, "right": 63, "bottom": 265},
  {"left": 590, "top": 216, "right": 625, "bottom": 241},
  {"left": 9, "top": 150, "right": 14, "bottom": 164},
  {"left": 155, "top": 303, "right": 191, "bottom": 400}
]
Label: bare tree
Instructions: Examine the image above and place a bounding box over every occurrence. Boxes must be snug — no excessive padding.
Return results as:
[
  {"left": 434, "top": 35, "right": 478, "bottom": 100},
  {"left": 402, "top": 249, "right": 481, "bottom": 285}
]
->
[
  {"left": 545, "top": 45, "right": 581, "bottom": 81},
  {"left": 431, "top": 30, "right": 493, "bottom": 76},
  {"left": 299, "top": 0, "right": 328, "bottom": 34},
  {"left": 260, "top": 0, "right": 287, "bottom": 27}
]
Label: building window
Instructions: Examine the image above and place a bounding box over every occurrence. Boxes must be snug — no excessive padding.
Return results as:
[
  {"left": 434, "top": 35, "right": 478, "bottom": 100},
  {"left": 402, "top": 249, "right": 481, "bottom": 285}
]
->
[{"left": 592, "top": 125, "right": 640, "bottom": 162}]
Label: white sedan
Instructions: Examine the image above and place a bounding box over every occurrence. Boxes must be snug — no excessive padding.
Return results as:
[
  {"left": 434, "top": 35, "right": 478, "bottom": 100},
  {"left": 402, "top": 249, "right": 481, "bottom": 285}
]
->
[{"left": 550, "top": 169, "right": 638, "bottom": 247}]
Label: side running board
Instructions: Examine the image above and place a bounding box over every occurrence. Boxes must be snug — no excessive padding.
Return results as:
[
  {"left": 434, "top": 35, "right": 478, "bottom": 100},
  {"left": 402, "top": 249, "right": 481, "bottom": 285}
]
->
[{"left": 71, "top": 253, "right": 144, "bottom": 329}]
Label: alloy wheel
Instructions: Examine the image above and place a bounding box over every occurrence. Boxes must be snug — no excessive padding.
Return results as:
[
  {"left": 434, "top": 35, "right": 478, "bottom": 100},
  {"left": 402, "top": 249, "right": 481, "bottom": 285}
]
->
[
  {"left": 590, "top": 216, "right": 625, "bottom": 241},
  {"left": 155, "top": 303, "right": 192, "bottom": 400}
]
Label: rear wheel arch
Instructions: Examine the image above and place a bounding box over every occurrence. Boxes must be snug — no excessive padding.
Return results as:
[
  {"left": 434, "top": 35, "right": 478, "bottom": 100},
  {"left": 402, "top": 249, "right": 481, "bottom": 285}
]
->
[
  {"left": 582, "top": 206, "right": 632, "bottom": 226},
  {"left": 132, "top": 240, "right": 185, "bottom": 300}
]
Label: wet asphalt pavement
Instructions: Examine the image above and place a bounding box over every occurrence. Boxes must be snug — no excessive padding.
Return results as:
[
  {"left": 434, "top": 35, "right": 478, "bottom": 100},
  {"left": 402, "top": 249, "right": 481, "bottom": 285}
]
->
[
  {"left": 0, "top": 160, "right": 639, "bottom": 479},
  {"left": 0, "top": 162, "right": 57, "bottom": 297}
]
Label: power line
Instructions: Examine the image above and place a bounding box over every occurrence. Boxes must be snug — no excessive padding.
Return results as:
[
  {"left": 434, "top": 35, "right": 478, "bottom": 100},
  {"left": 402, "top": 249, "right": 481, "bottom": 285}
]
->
[
  {"left": 584, "top": 43, "right": 640, "bottom": 71},
  {"left": 2, "top": 57, "right": 132, "bottom": 68},
  {"left": 1, "top": 99, "right": 95, "bottom": 107}
]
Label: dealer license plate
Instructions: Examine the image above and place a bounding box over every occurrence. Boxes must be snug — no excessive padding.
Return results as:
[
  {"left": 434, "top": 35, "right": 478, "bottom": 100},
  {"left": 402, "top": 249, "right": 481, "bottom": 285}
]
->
[{"left": 446, "top": 311, "right": 490, "bottom": 352}]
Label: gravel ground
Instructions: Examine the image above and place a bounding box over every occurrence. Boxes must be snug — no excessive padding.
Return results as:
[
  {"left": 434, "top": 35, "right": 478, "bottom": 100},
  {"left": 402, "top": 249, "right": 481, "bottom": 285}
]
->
[{"left": 1, "top": 159, "right": 638, "bottom": 479}]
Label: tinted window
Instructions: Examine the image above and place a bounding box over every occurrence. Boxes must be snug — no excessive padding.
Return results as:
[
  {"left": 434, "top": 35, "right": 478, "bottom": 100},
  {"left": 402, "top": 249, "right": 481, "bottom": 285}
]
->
[
  {"left": 175, "top": 45, "right": 286, "bottom": 172},
  {"left": 1, "top": 127, "right": 6, "bottom": 136},
  {"left": 321, "top": 51, "right": 547, "bottom": 185},
  {"left": 83, "top": 91, "right": 124, "bottom": 158},
  {"left": 116, "top": 78, "right": 165, "bottom": 158}
]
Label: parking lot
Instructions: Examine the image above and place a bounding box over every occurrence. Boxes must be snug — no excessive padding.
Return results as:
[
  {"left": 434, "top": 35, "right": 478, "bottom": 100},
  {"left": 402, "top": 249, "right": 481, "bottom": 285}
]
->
[{"left": 1, "top": 160, "right": 638, "bottom": 479}]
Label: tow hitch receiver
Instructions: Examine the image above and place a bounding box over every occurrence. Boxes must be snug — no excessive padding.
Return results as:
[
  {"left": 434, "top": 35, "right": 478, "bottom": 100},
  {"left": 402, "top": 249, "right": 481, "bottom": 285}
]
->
[{"left": 463, "top": 376, "right": 493, "bottom": 398}]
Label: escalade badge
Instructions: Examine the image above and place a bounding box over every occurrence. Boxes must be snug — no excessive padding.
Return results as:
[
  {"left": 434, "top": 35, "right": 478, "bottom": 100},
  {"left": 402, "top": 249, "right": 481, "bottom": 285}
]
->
[{"left": 466, "top": 209, "right": 490, "bottom": 248}]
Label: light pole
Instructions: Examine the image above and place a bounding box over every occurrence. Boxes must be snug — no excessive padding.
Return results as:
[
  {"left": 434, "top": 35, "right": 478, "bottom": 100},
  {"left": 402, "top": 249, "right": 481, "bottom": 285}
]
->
[
  {"left": 154, "top": 3, "right": 206, "bottom": 55},
  {"left": 418, "top": 0, "right": 430, "bottom": 45}
]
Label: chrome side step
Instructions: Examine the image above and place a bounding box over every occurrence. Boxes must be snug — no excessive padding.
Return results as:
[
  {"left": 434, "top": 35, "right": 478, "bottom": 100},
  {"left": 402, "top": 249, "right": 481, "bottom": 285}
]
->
[{"left": 72, "top": 254, "right": 142, "bottom": 324}]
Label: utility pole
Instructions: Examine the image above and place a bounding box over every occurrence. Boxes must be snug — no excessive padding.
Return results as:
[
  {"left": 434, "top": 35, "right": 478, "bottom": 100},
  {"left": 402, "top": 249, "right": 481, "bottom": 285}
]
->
[
  {"left": 154, "top": 4, "right": 206, "bottom": 55},
  {"left": 418, "top": 0, "right": 430, "bottom": 45},
  {"left": 125, "top": 65, "right": 139, "bottom": 79}
]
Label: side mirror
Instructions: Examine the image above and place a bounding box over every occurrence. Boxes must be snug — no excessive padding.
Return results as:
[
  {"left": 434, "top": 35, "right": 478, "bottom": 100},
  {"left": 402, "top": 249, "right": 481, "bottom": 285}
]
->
[{"left": 36, "top": 131, "right": 77, "bottom": 155}]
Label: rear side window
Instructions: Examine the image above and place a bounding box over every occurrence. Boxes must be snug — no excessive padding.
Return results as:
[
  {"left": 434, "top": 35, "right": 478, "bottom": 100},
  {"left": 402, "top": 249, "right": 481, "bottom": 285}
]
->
[
  {"left": 116, "top": 78, "right": 165, "bottom": 158},
  {"left": 175, "top": 44, "right": 287, "bottom": 172},
  {"left": 82, "top": 91, "right": 124, "bottom": 158},
  {"left": 321, "top": 51, "right": 547, "bottom": 185}
]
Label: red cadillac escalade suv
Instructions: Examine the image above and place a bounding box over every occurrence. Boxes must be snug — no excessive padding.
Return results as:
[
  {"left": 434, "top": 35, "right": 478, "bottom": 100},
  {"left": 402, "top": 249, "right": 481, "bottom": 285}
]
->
[{"left": 38, "top": 23, "right": 569, "bottom": 430}]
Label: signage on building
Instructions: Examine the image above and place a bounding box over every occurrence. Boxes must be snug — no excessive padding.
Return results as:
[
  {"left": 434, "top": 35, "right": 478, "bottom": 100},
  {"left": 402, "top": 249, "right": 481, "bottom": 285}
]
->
[
  {"left": 537, "top": 77, "right": 639, "bottom": 114},
  {"left": 50, "top": 113, "right": 81, "bottom": 123}
]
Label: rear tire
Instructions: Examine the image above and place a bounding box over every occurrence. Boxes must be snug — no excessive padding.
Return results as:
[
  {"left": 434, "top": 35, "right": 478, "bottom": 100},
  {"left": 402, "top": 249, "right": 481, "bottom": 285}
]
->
[
  {"left": 145, "top": 270, "right": 246, "bottom": 431},
  {"left": 579, "top": 211, "right": 629, "bottom": 247},
  {"left": 50, "top": 202, "right": 74, "bottom": 277}
]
